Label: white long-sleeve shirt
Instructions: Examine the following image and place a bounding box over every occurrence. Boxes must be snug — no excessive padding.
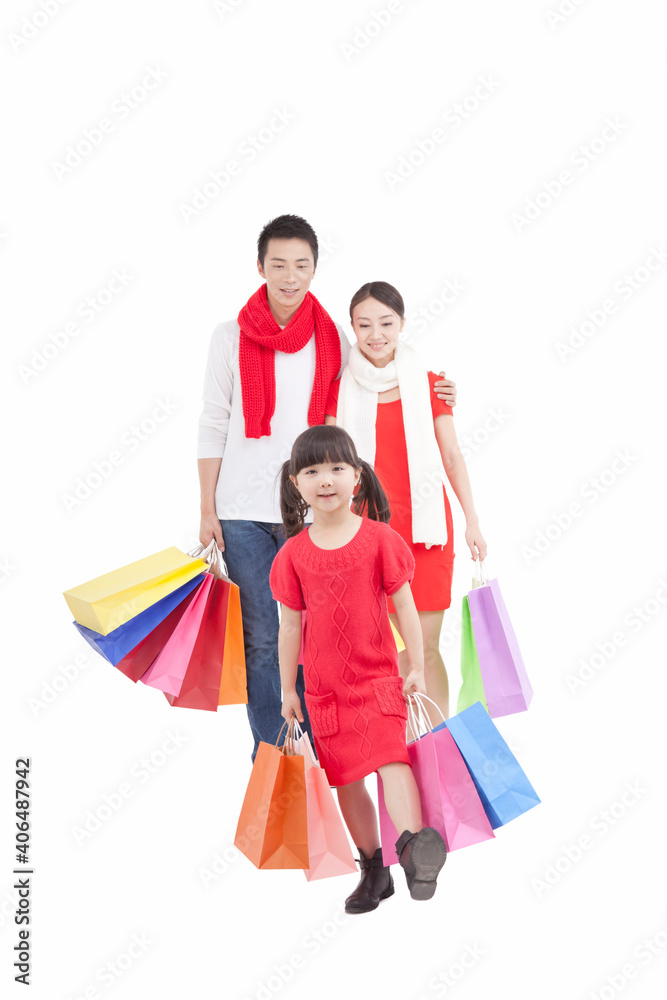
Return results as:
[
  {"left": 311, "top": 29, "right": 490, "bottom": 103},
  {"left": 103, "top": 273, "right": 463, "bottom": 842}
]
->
[{"left": 198, "top": 319, "right": 351, "bottom": 523}]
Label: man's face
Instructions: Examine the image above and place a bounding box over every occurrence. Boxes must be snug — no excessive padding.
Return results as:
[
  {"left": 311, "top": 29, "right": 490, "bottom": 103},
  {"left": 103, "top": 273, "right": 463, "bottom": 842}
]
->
[{"left": 257, "top": 238, "right": 316, "bottom": 313}]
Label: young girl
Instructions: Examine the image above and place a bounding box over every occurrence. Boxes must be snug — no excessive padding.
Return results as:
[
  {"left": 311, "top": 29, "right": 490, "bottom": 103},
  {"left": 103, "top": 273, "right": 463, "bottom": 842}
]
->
[
  {"left": 325, "top": 281, "right": 487, "bottom": 724},
  {"left": 269, "top": 424, "right": 447, "bottom": 914}
]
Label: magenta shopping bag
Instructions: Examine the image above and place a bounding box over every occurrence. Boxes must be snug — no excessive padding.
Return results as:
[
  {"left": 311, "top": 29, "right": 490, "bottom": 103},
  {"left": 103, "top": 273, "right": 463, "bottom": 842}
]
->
[
  {"left": 467, "top": 571, "right": 533, "bottom": 718},
  {"left": 140, "top": 574, "right": 214, "bottom": 696},
  {"left": 377, "top": 697, "right": 495, "bottom": 865}
]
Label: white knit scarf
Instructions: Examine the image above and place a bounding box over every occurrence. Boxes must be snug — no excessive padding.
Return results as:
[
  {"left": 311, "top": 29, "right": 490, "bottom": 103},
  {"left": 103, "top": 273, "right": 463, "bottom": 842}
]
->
[{"left": 337, "top": 341, "right": 448, "bottom": 547}]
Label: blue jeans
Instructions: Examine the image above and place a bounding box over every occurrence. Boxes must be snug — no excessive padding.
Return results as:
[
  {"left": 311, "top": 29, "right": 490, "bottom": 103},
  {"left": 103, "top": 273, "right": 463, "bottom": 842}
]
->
[{"left": 219, "top": 519, "right": 313, "bottom": 761}]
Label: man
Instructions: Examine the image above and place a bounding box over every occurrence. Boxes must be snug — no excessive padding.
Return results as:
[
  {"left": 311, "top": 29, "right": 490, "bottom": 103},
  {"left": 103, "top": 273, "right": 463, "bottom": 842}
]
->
[{"left": 198, "top": 214, "right": 456, "bottom": 759}]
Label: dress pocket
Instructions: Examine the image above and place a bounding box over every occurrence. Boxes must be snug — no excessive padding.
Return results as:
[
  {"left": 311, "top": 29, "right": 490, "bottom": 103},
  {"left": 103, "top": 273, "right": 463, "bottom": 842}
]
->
[
  {"left": 371, "top": 675, "right": 408, "bottom": 719},
  {"left": 304, "top": 690, "right": 339, "bottom": 738}
]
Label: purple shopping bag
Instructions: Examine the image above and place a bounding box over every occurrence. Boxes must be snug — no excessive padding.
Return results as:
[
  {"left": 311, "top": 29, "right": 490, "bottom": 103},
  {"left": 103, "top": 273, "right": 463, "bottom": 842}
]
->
[
  {"left": 467, "top": 576, "right": 533, "bottom": 718},
  {"left": 377, "top": 698, "right": 495, "bottom": 864}
]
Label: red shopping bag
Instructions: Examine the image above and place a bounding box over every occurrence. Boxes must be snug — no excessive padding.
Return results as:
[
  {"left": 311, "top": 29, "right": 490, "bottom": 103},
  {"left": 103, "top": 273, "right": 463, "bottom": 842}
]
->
[
  {"left": 165, "top": 576, "right": 231, "bottom": 711},
  {"left": 378, "top": 695, "right": 495, "bottom": 864}
]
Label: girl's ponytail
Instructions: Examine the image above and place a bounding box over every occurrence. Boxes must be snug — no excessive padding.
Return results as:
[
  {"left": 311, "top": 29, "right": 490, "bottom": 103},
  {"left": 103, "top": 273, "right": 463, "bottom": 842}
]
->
[
  {"left": 279, "top": 460, "right": 309, "bottom": 537},
  {"left": 353, "top": 459, "right": 391, "bottom": 523}
]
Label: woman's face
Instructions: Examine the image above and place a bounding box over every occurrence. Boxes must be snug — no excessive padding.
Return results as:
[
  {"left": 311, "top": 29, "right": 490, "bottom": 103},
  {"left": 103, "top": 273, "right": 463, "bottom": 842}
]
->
[{"left": 350, "top": 296, "right": 405, "bottom": 368}]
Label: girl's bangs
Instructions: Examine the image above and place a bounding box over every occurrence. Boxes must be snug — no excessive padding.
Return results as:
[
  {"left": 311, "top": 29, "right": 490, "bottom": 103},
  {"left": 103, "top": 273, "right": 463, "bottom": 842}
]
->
[{"left": 291, "top": 426, "right": 359, "bottom": 473}]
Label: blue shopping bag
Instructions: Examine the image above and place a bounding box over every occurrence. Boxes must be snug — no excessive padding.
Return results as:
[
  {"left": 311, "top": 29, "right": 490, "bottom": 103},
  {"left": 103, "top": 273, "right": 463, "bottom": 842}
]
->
[
  {"left": 443, "top": 702, "right": 540, "bottom": 829},
  {"left": 73, "top": 574, "right": 205, "bottom": 665}
]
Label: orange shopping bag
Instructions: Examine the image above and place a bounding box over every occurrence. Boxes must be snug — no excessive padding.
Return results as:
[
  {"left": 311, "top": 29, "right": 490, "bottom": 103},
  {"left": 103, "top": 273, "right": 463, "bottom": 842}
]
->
[{"left": 234, "top": 721, "right": 308, "bottom": 869}]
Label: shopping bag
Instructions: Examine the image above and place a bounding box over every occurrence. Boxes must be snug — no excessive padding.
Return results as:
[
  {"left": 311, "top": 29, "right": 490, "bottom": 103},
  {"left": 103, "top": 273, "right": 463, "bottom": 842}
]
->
[
  {"left": 465, "top": 561, "right": 533, "bottom": 718},
  {"left": 114, "top": 581, "right": 203, "bottom": 683},
  {"left": 217, "top": 578, "right": 247, "bottom": 706},
  {"left": 456, "top": 595, "right": 489, "bottom": 714},
  {"left": 234, "top": 721, "right": 309, "bottom": 869},
  {"left": 166, "top": 574, "right": 242, "bottom": 711},
  {"left": 444, "top": 701, "right": 540, "bottom": 829},
  {"left": 63, "top": 547, "right": 207, "bottom": 635},
  {"left": 291, "top": 722, "right": 356, "bottom": 881},
  {"left": 73, "top": 574, "right": 205, "bottom": 666},
  {"left": 377, "top": 695, "right": 495, "bottom": 864},
  {"left": 140, "top": 574, "right": 214, "bottom": 696}
]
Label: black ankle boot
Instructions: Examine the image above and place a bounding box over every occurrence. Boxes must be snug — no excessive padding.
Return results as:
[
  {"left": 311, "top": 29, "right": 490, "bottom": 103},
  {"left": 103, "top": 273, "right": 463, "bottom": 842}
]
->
[
  {"left": 395, "top": 827, "right": 447, "bottom": 900},
  {"left": 344, "top": 847, "right": 394, "bottom": 914}
]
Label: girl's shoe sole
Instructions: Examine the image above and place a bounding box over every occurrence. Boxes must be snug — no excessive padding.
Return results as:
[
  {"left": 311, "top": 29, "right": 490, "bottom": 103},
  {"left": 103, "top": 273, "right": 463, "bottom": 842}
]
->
[{"left": 404, "top": 828, "right": 448, "bottom": 900}]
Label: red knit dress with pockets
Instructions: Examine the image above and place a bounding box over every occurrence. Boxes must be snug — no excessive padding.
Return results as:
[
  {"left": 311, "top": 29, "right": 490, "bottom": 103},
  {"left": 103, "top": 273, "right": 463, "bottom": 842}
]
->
[
  {"left": 325, "top": 371, "right": 455, "bottom": 613},
  {"left": 269, "top": 517, "right": 414, "bottom": 787}
]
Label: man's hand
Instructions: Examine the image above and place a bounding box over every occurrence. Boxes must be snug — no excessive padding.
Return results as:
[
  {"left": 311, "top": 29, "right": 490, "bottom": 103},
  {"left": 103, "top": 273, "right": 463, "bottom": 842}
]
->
[
  {"left": 434, "top": 371, "right": 457, "bottom": 407},
  {"left": 199, "top": 512, "right": 224, "bottom": 550}
]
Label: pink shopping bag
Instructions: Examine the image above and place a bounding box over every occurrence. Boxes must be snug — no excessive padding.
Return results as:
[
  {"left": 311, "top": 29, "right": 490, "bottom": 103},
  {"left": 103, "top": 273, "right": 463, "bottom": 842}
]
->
[
  {"left": 140, "top": 574, "right": 214, "bottom": 696},
  {"left": 378, "top": 695, "right": 495, "bottom": 864},
  {"left": 291, "top": 722, "right": 357, "bottom": 881}
]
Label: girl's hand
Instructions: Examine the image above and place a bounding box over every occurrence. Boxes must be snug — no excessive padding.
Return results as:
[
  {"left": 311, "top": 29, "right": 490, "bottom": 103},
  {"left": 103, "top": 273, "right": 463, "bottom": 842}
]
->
[
  {"left": 402, "top": 668, "right": 427, "bottom": 700},
  {"left": 465, "top": 523, "right": 487, "bottom": 562},
  {"left": 281, "top": 691, "right": 304, "bottom": 724}
]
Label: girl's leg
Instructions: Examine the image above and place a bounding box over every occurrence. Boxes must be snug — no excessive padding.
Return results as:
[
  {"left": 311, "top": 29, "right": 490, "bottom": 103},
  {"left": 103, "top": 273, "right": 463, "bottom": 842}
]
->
[
  {"left": 377, "top": 761, "right": 422, "bottom": 835},
  {"left": 390, "top": 609, "right": 448, "bottom": 726},
  {"left": 336, "top": 779, "right": 380, "bottom": 858}
]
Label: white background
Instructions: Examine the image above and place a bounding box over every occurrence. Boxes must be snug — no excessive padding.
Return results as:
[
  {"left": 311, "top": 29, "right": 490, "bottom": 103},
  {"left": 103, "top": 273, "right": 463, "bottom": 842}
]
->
[{"left": 2, "top": 1, "right": 666, "bottom": 998}]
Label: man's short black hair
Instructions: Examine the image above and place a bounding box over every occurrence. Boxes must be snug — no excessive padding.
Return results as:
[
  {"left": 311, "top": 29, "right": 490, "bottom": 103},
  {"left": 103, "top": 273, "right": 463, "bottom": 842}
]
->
[{"left": 257, "top": 214, "right": 319, "bottom": 269}]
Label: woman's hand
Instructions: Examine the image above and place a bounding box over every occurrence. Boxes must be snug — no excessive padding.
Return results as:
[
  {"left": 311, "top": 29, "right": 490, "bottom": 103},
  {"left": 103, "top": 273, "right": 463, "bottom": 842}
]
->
[
  {"left": 465, "top": 522, "right": 487, "bottom": 561},
  {"left": 281, "top": 690, "right": 304, "bottom": 724},
  {"left": 434, "top": 371, "right": 457, "bottom": 407},
  {"left": 199, "top": 512, "right": 224, "bottom": 550},
  {"left": 402, "top": 667, "right": 427, "bottom": 700}
]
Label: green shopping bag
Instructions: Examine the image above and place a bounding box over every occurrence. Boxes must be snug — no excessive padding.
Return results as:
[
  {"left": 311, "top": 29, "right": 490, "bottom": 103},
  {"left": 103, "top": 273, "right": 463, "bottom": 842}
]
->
[{"left": 457, "top": 595, "right": 488, "bottom": 714}]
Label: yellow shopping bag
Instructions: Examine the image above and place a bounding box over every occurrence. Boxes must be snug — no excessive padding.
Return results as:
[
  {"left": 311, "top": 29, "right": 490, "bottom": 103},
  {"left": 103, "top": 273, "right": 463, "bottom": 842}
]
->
[{"left": 63, "top": 547, "right": 208, "bottom": 635}]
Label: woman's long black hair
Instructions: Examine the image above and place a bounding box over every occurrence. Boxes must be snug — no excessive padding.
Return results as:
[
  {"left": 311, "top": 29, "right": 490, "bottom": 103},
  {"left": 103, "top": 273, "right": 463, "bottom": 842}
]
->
[{"left": 278, "top": 425, "right": 391, "bottom": 537}]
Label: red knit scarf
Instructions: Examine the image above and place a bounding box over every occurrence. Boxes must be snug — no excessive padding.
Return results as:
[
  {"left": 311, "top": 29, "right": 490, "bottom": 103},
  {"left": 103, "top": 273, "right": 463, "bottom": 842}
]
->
[{"left": 238, "top": 285, "right": 341, "bottom": 439}]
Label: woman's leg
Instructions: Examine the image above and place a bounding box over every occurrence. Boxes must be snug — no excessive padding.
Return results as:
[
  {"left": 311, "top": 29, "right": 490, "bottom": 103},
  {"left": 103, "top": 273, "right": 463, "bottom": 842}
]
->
[
  {"left": 377, "top": 762, "right": 422, "bottom": 835},
  {"left": 336, "top": 779, "right": 380, "bottom": 857},
  {"left": 390, "top": 609, "right": 448, "bottom": 726}
]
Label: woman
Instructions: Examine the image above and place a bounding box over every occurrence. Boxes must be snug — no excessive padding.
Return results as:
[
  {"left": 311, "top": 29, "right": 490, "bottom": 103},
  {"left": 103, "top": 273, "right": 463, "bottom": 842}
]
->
[{"left": 324, "top": 281, "right": 486, "bottom": 722}]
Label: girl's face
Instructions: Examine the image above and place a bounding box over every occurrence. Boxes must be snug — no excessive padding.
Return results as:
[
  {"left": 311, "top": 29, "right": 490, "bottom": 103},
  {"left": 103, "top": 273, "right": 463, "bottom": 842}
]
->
[
  {"left": 291, "top": 459, "right": 360, "bottom": 516},
  {"left": 351, "top": 296, "right": 405, "bottom": 368}
]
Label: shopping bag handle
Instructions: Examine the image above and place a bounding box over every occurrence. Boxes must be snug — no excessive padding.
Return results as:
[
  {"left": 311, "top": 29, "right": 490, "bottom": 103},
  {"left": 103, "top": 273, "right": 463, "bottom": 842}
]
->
[
  {"left": 291, "top": 718, "right": 318, "bottom": 766},
  {"left": 472, "top": 558, "right": 490, "bottom": 589},
  {"left": 407, "top": 693, "right": 448, "bottom": 738},
  {"left": 188, "top": 540, "right": 231, "bottom": 582}
]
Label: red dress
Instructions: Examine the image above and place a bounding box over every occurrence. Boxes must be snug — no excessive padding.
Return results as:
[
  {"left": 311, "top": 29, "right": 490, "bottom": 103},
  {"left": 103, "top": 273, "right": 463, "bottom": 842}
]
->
[
  {"left": 269, "top": 517, "right": 414, "bottom": 786},
  {"left": 325, "top": 371, "right": 455, "bottom": 612}
]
